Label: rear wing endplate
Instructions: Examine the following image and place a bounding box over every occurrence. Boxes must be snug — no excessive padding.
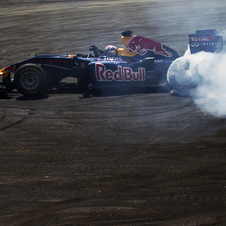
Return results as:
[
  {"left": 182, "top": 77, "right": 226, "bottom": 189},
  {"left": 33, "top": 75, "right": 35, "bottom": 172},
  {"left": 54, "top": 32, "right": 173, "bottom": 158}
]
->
[{"left": 189, "top": 29, "right": 223, "bottom": 54}]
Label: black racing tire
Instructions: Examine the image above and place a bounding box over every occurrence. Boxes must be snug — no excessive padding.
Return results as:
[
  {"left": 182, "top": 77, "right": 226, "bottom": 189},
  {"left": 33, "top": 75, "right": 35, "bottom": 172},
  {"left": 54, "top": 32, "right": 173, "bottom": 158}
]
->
[
  {"left": 14, "top": 64, "right": 47, "bottom": 96},
  {"left": 167, "top": 56, "right": 196, "bottom": 93}
]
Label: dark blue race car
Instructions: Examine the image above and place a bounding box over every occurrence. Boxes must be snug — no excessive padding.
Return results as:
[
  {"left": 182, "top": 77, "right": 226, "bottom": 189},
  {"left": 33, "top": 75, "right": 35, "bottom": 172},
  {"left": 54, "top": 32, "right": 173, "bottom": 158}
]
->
[{"left": 0, "top": 30, "right": 181, "bottom": 96}]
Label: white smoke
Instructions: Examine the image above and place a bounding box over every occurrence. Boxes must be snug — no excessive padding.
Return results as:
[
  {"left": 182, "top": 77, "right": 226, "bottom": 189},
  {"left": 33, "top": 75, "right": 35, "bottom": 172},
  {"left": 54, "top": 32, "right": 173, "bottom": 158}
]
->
[{"left": 178, "top": 48, "right": 226, "bottom": 117}]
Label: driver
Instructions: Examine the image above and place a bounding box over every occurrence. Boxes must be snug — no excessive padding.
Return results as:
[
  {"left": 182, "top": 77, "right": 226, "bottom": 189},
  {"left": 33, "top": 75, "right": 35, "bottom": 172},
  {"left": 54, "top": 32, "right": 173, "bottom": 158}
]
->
[
  {"left": 104, "top": 45, "right": 118, "bottom": 55},
  {"left": 89, "top": 45, "right": 118, "bottom": 57}
]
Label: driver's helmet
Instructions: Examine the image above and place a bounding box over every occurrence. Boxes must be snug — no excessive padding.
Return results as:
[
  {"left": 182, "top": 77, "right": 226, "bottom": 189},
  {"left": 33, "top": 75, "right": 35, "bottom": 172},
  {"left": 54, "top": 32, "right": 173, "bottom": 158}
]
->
[{"left": 104, "top": 45, "right": 118, "bottom": 55}]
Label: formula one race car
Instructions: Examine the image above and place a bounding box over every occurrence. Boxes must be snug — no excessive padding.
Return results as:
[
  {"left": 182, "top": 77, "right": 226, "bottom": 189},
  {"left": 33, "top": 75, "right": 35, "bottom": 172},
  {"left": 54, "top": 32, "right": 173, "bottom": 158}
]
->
[{"left": 0, "top": 30, "right": 179, "bottom": 96}]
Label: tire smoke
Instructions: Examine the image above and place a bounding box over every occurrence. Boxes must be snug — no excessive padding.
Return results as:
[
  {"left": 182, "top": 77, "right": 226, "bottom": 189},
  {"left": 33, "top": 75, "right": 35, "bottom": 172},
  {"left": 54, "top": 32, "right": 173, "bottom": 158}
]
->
[{"left": 175, "top": 48, "right": 226, "bottom": 117}]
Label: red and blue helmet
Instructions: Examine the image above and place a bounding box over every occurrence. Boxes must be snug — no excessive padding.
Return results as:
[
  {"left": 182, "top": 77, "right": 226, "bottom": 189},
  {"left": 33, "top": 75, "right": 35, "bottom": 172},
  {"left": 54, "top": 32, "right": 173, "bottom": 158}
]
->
[{"left": 104, "top": 45, "right": 118, "bottom": 55}]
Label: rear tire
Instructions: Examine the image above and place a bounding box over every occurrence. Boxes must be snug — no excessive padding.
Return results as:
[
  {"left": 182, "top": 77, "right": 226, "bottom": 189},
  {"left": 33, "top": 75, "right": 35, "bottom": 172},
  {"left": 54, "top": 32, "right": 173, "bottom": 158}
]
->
[
  {"left": 167, "top": 57, "right": 196, "bottom": 92},
  {"left": 14, "top": 64, "right": 47, "bottom": 96}
]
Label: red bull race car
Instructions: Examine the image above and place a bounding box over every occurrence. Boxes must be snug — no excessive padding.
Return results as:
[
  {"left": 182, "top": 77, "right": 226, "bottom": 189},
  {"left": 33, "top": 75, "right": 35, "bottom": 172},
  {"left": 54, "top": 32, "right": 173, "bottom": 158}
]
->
[
  {"left": 1, "top": 29, "right": 221, "bottom": 96},
  {"left": 0, "top": 30, "right": 179, "bottom": 96}
]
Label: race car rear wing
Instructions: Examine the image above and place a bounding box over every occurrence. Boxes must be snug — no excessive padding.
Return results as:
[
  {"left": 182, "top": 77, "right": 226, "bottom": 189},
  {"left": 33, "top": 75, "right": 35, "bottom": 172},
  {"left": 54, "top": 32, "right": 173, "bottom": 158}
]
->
[{"left": 189, "top": 29, "right": 223, "bottom": 54}]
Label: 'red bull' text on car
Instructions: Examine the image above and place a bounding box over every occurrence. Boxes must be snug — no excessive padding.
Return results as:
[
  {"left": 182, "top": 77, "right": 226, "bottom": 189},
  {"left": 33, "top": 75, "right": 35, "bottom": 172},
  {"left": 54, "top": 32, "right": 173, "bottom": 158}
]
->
[{"left": 0, "top": 30, "right": 180, "bottom": 96}]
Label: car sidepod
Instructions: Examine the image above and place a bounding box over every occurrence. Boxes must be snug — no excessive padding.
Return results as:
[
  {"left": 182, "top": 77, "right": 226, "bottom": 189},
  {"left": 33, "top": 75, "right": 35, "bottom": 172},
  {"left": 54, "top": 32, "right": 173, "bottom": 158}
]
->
[
  {"left": 88, "top": 55, "right": 177, "bottom": 90},
  {"left": 88, "top": 56, "right": 157, "bottom": 88}
]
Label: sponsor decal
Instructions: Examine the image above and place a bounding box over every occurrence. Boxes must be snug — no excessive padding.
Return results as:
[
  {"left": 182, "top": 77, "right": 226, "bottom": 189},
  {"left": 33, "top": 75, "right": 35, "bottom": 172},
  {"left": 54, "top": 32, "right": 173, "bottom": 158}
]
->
[
  {"left": 155, "top": 60, "right": 163, "bottom": 63},
  {"left": 191, "top": 42, "right": 200, "bottom": 47},
  {"left": 190, "top": 41, "right": 223, "bottom": 48},
  {"left": 124, "top": 35, "right": 172, "bottom": 57},
  {"left": 103, "top": 57, "right": 122, "bottom": 61},
  {"left": 189, "top": 36, "right": 213, "bottom": 42},
  {"left": 189, "top": 36, "right": 223, "bottom": 48},
  {"left": 93, "top": 56, "right": 125, "bottom": 62},
  {"left": 95, "top": 63, "right": 146, "bottom": 82}
]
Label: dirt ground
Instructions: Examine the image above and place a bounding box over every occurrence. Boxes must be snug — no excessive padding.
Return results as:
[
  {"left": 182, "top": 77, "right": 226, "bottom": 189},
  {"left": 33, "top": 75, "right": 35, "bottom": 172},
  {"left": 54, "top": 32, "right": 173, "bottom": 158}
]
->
[{"left": 1, "top": 0, "right": 226, "bottom": 225}]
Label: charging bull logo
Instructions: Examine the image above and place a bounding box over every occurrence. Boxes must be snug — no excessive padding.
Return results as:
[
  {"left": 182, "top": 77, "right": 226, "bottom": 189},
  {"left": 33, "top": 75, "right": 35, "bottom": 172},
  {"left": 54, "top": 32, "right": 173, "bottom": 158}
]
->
[
  {"left": 95, "top": 63, "right": 146, "bottom": 82},
  {"left": 125, "top": 35, "right": 172, "bottom": 57}
]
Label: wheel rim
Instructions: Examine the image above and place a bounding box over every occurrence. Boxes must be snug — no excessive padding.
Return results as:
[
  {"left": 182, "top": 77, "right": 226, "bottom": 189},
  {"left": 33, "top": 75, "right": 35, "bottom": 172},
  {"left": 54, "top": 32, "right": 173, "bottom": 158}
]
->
[{"left": 20, "top": 72, "right": 39, "bottom": 90}]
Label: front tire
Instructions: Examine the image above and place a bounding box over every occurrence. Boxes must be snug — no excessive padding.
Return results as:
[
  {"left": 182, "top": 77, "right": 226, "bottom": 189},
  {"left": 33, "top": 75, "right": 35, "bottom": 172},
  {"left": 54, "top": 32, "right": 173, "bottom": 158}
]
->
[{"left": 14, "top": 64, "right": 47, "bottom": 96}]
